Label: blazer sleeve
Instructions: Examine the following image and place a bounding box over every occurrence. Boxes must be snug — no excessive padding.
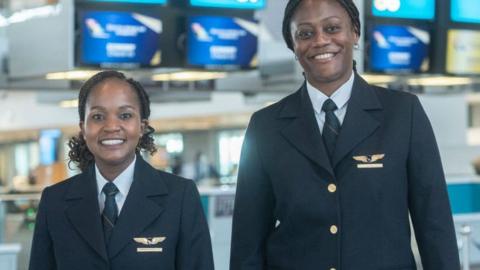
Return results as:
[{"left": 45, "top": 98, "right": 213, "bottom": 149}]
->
[
  {"left": 29, "top": 187, "right": 57, "bottom": 270},
  {"left": 407, "top": 96, "right": 460, "bottom": 270},
  {"left": 175, "top": 180, "right": 214, "bottom": 270},
  {"left": 230, "top": 114, "right": 275, "bottom": 270}
]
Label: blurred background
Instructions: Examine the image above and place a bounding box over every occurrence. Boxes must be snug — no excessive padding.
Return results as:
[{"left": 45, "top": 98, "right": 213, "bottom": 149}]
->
[{"left": 0, "top": 0, "right": 480, "bottom": 269}]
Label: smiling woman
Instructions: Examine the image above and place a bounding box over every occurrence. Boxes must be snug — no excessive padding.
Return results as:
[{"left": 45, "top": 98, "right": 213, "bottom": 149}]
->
[
  {"left": 29, "top": 71, "right": 214, "bottom": 270},
  {"left": 68, "top": 71, "right": 156, "bottom": 175},
  {"left": 289, "top": 0, "right": 358, "bottom": 95},
  {"left": 230, "top": 0, "right": 460, "bottom": 270}
]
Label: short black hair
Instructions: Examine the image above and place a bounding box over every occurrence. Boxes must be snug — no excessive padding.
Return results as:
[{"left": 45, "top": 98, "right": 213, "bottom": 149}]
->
[
  {"left": 282, "top": 0, "right": 361, "bottom": 51},
  {"left": 68, "top": 70, "right": 157, "bottom": 171}
]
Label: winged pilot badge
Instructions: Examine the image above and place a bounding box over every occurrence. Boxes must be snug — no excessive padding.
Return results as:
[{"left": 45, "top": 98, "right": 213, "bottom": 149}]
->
[
  {"left": 134, "top": 237, "right": 166, "bottom": 245},
  {"left": 134, "top": 236, "right": 166, "bottom": 253},
  {"left": 352, "top": 154, "right": 385, "bottom": 169}
]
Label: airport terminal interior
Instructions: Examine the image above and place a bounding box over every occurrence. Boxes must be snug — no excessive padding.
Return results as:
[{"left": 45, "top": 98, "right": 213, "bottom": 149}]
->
[{"left": 0, "top": 0, "right": 480, "bottom": 269}]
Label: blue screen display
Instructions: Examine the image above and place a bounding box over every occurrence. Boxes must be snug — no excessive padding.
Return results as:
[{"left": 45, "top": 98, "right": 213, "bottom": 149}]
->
[
  {"left": 447, "top": 183, "right": 480, "bottom": 214},
  {"left": 190, "top": 0, "right": 265, "bottom": 9},
  {"left": 187, "top": 16, "right": 258, "bottom": 69},
  {"left": 451, "top": 0, "right": 480, "bottom": 24},
  {"left": 89, "top": 0, "right": 167, "bottom": 3},
  {"left": 372, "top": 0, "right": 435, "bottom": 20},
  {"left": 39, "top": 129, "right": 61, "bottom": 166},
  {"left": 81, "top": 11, "right": 162, "bottom": 67},
  {"left": 369, "top": 25, "right": 430, "bottom": 73}
]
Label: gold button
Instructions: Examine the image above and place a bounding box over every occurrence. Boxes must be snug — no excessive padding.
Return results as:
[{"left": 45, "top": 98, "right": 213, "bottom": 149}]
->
[
  {"left": 328, "top": 184, "right": 337, "bottom": 193},
  {"left": 330, "top": 225, "right": 338, "bottom": 234}
]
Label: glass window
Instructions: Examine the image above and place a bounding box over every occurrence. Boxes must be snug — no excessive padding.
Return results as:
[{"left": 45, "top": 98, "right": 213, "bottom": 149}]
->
[
  {"left": 153, "top": 133, "right": 184, "bottom": 154},
  {"left": 218, "top": 129, "right": 245, "bottom": 184}
]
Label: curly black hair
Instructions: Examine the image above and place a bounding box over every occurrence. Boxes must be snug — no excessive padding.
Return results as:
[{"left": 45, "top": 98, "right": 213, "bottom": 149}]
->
[
  {"left": 282, "top": 0, "right": 361, "bottom": 51},
  {"left": 68, "top": 70, "right": 157, "bottom": 172}
]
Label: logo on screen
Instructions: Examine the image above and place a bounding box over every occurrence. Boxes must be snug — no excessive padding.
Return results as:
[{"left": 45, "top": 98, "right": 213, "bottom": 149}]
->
[{"left": 374, "top": 0, "right": 400, "bottom": 12}]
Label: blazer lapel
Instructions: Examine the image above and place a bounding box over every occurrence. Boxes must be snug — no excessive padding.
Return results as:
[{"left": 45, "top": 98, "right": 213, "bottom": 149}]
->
[
  {"left": 64, "top": 166, "right": 108, "bottom": 262},
  {"left": 332, "top": 74, "right": 383, "bottom": 167},
  {"left": 280, "top": 84, "right": 334, "bottom": 177},
  {"left": 107, "top": 157, "right": 168, "bottom": 259}
]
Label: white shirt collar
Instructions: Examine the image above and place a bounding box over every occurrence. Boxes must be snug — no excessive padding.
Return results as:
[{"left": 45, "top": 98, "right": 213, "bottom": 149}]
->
[
  {"left": 95, "top": 155, "right": 136, "bottom": 197},
  {"left": 306, "top": 72, "right": 355, "bottom": 113}
]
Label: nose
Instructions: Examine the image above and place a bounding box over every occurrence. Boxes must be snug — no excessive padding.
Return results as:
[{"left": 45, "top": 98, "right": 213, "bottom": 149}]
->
[
  {"left": 103, "top": 116, "right": 121, "bottom": 132},
  {"left": 313, "top": 29, "right": 331, "bottom": 47}
]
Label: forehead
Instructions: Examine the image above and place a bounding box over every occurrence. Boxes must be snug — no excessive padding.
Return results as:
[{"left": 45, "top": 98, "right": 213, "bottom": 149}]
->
[
  {"left": 86, "top": 78, "right": 140, "bottom": 108},
  {"left": 291, "top": 0, "right": 349, "bottom": 25}
]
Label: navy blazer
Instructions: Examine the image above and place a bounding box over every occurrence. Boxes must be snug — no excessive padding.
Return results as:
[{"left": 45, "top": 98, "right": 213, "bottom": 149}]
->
[
  {"left": 230, "top": 74, "right": 460, "bottom": 270},
  {"left": 29, "top": 156, "right": 214, "bottom": 270}
]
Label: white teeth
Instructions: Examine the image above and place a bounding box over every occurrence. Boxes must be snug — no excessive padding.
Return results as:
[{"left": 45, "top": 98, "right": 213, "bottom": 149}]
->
[
  {"left": 315, "top": 53, "right": 335, "bottom": 60},
  {"left": 101, "top": 139, "right": 124, "bottom": 145}
]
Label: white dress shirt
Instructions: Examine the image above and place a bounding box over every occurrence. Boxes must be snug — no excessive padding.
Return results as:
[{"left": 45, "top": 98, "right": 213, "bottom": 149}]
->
[
  {"left": 306, "top": 72, "right": 355, "bottom": 134},
  {"left": 96, "top": 156, "right": 136, "bottom": 214}
]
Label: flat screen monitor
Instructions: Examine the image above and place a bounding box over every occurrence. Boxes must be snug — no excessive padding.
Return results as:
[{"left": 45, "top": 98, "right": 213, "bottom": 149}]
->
[
  {"left": 451, "top": 0, "right": 480, "bottom": 24},
  {"left": 369, "top": 25, "right": 430, "bottom": 73},
  {"left": 371, "top": 0, "right": 435, "bottom": 20},
  {"left": 187, "top": 16, "right": 258, "bottom": 69},
  {"left": 446, "top": 29, "right": 480, "bottom": 74},
  {"left": 79, "top": 10, "right": 162, "bottom": 68},
  {"left": 87, "top": 0, "right": 167, "bottom": 3},
  {"left": 189, "top": 0, "right": 265, "bottom": 9},
  {"left": 39, "top": 129, "right": 61, "bottom": 166}
]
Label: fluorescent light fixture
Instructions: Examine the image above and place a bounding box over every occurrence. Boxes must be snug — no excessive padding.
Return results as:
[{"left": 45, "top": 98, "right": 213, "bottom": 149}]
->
[
  {"left": 361, "top": 74, "right": 475, "bottom": 87},
  {"left": 46, "top": 70, "right": 100, "bottom": 80},
  {"left": 59, "top": 99, "right": 79, "bottom": 108},
  {"left": 152, "top": 71, "right": 227, "bottom": 81},
  {"left": 407, "top": 76, "right": 473, "bottom": 86},
  {"left": 361, "top": 74, "right": 397, "bottom": 85},
  {"left": 6, "top": 4, "right": 62, "bottom": 25},
  {"left": 47, "top": 70, "right": 226, "bottom": 82}
]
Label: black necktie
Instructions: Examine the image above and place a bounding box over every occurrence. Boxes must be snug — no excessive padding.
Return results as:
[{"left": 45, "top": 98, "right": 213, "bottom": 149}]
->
[
  {"left": 102, "top": 182, "right": 119, "bottom": 245},
  {"left": 322, "top": 99, "right": 341, "bottom": 159}
]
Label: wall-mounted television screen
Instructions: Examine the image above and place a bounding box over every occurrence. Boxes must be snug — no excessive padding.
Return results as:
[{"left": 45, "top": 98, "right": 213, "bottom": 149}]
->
[
  {"left": 187, "top": 16, "right": 258, "bottom": 69},
  {"left": 446, "top": 29, "right": 480, "bottom": 74},
  {"left": 79, "top": 10, "right": 162, "bottom": 68},
  {"left": 451, "top": 0, "right": 480, "bottom": 24},
  {"left": 368, "top": 25, "right": 430, "bottom": 73},
  {"left": 189, "top": 0, "right": 265, "bottom": 9},
  {"left": 371, "top": 0, "right": 435, "bottom": 20},
  {"left": 39, "top": 129, "right": 62, "bottom": 166},
  {"left": 87, "top": 0, "right": 167, "bottom": 3}
]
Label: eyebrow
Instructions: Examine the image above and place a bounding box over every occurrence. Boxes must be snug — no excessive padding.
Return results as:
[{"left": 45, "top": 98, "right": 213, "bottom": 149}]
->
[
  {"left": 89, "top": 105, "right": 138, "bottom": 111},
  {"left": 295, "top": 16, "right": 342, "bottom": 27}
]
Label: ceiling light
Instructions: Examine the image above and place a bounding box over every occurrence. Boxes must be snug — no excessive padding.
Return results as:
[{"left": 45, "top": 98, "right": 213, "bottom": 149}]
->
[
  {"left": 151, "top": 71, "right": 227, "bottom": 81},
  {"left": 59, "top": 99, "right": 78, "bottom": 108},
  {"left": 407, "top": 76, "right": 473, "bottom": 86},
  {"left": 361, "top": 74, "right": 397, "bottom": 85},
  {"left": 46, "top": 70, "right": 100, "bottom": 80}
]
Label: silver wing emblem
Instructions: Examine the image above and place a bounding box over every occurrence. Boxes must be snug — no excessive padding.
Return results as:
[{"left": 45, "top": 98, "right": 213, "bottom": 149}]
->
[
  {"left": 134, "top": 237, "right": 166, "bottom": 245},
  {"left": 353, "top": 154, "right": 385, "bottom": 163}
]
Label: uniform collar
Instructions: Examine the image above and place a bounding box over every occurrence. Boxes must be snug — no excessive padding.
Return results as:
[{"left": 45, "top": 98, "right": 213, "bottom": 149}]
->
[
  {"left": 306, "top": 71, "right": 354, "bottom": 114},
  {"left": 95, "top": 155, "right": 136, "bottom": 197}
]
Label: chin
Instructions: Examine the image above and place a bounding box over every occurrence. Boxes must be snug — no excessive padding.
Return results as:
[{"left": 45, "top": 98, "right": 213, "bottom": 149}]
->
[
  {"left": 99, "top": 153, "right": 131, "bottom": 164},
  {"left": 310, "top": 71, "right": 342, "bottom": 83}
]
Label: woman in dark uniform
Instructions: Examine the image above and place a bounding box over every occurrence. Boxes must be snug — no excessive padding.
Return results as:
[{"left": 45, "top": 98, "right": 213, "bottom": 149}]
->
[
  {"left": 230, "top": 1, "right": 460, "bottom": 269},
  {"left": 29, "top": 70, "right": 214, "bottom": 270}
]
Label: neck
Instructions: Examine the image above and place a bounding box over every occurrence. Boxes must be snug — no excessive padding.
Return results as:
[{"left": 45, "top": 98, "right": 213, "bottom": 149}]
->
[
  {"left": 96, "top": 155, "right": 135, "bottom": 181},
  {"left": 307, "top": 71, "right": 354, "bottom": 97}
]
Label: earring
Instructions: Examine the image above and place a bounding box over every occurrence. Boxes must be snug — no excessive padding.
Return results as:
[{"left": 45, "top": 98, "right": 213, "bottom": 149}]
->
[
  {"left": 354, "top": 43, "right": 360, "bottom": 50},
  {"left": 294, "top": 54, "right": 298, "bottom": 61}
]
